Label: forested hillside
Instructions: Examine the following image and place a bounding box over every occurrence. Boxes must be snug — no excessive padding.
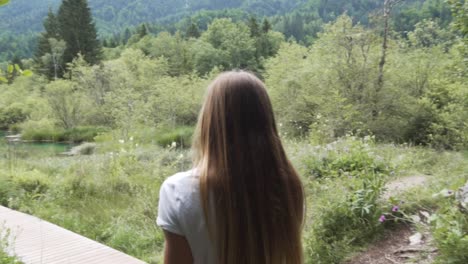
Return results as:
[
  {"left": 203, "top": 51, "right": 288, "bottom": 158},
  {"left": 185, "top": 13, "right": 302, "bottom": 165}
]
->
[{"left": 0, "top": 0, "right": 452, "bottom": 61}]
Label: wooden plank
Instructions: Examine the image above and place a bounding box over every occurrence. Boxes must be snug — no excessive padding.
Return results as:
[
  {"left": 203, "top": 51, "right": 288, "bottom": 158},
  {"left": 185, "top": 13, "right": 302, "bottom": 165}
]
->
[{"left": 0, "top": 206, "right": 147, "bottom": 264}]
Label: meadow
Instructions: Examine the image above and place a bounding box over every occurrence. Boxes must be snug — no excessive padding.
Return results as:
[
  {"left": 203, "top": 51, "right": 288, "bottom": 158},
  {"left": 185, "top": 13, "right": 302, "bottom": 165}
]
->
[{"left": 0, "top": 130, "right": 467, "bottom": 263}]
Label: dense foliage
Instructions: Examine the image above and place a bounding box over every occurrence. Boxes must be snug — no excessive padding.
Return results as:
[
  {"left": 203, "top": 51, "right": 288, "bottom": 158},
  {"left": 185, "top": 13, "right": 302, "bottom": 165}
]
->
[
  {"left": 0, "top": 0, "right": 454, "bottom": 61},
  {"left": 1, "top": 5, "right": 467, "bottom": 147}
]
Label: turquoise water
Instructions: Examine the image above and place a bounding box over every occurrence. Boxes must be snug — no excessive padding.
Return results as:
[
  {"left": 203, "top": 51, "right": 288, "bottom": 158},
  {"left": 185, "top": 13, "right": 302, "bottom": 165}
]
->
[{"left": 0, "top": 131, "right": 73, "bottom": 159}]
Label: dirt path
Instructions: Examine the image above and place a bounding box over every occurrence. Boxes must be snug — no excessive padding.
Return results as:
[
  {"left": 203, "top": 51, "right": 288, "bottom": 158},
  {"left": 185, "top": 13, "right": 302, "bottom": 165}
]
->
[
  {"left": 346, "top": 225, "right": 413, "bottom": 264},
  {"left": 382, "top": 175, "right": 428, "bottom": 200},
  {"left": 347, "top": 175, "right": 438, "bottom": 264}
]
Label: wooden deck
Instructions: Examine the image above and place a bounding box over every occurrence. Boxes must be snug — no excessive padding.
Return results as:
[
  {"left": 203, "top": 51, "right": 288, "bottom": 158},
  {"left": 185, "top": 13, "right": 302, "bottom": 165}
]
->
[{"left": 0, "top": 206, "right": 147, "bottom": 264}]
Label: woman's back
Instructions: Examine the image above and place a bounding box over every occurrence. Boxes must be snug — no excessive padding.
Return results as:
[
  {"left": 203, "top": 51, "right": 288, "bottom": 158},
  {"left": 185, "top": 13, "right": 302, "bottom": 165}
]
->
[{"left": 157, "top": 71, "right": 304, "bottom": 264}]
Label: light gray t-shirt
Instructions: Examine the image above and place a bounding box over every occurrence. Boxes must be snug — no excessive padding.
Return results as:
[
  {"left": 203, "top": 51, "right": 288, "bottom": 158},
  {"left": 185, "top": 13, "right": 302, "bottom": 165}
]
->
[{"left": 157, "top": 170, "right": 216, "bottom": 264}]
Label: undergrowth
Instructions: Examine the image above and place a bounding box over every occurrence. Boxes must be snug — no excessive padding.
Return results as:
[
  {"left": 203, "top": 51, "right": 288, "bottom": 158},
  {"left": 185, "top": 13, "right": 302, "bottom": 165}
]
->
[{"left": 0, "top": 131, "right": 466, "bottom": 263}]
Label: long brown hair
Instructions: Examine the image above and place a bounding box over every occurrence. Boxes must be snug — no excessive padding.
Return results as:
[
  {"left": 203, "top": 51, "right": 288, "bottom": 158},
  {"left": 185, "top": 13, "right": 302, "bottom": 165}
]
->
[{"left": 193, "top": 71, "right": 304, "bottom": 264}]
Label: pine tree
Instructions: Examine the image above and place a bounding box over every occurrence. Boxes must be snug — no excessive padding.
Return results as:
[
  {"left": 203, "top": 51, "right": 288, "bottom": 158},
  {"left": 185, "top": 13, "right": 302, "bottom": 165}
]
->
[
  {"left": 137, "top": 24, "right": 148, "bottom": 38},
  {"left": 123, "top": 28, "right": 132, "bottom": 44},
  {"left": 262, "top": 18, "right": 272, "bottom": 33},
  {"left": 34, "top": 8, "right": 62, "bottom": 79},
  {"left": 290, "top": 13, "right": 305, "bottom": 41},
  {"left": 248, "top": 16, "right": 260, "bottom": 37},
  {"left": 57, "top": 0, "right": 101, "bottom": 66},
  {"left": 186, "top": 22, "right": 201, "bottom": 38}
]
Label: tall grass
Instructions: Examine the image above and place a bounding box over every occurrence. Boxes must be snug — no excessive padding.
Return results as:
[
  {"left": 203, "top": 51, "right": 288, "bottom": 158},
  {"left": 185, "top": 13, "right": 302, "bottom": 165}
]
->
[{"left": 0, "top": 131, "right": 466, "bottom": 263}]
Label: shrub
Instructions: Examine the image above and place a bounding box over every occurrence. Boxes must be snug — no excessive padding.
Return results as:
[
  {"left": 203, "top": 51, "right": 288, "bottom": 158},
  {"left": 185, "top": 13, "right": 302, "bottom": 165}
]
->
[
  {"left": 0, "top": 107, "right": 28, "bottom": 130},
  {"left": 302, "top": 135, "right": 389, "bottom": 179},
  {"left": 12, "top": 170, "right": 50, "bottom": 195},
  {"left": 433, "top": 204, "right": 468, "bottom": 263},
  {"left": 155, "top": 126, "right": 194, "bottom": 148},
  {"left": 20, "top": 119, "right": 60, "bottom": 141},
  {"left": 0, "top": 178, "right": 15, "bottom": 206},
  {"left": 57, "top": 127, "right": 107, "bottom": 143},
  {"left": 304, "top": 175, "right": 385, "bottom": 263},
  {"left": 21, "top": 121, "right": 106, "bottom": 143}
]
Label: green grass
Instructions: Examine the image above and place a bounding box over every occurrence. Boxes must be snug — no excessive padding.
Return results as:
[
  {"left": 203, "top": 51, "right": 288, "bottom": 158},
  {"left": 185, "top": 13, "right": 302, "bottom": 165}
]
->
[
  {"left": 154, "top": 126, "right": 194, "bottom": 148},
  {"left": 21, "top": 126, "right": 108, "bottom": 143},
  {"left": 0, "top": 133, "right": 466, "bottom": 263},
  {"left": 0, "top": 226, "right": 22, "bottom": 264}
]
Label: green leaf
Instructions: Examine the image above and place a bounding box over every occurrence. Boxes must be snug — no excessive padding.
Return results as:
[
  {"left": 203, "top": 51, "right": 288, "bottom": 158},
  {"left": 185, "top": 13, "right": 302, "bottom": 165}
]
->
[
  {"left": 0, "top": 76, "right": 7, "bottom": 83},
  {"left": 0, "top": 0, "right": 10, "bottom": 6},
  {"left": 7, "top": 64, "right": 13, "bottom": 74},
  {"left": 14, "top": 64, "right": 22, "bottom": 72},
  {"left": 22, "top": 70, "right": 33, "bottom": 77}
]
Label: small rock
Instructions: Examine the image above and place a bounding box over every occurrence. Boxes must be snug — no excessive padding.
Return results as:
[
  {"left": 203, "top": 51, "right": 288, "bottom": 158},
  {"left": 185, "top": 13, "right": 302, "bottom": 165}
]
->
[
  {"left": 409, "top": 232, "right": 423, "bottom": 246},
  {"left": 410, "top": 215, "right": 421, "bottom": 223},
  {"left": 420, "top": 211, "right": 431, "bottom": 223}
]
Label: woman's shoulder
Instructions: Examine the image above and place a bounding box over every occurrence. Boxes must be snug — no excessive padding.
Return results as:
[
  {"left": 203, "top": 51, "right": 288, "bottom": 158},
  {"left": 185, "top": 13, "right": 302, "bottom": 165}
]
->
[
  {"left": 160, "top": 169, "right": 200, "bottom": 202},
  {"left": 158, "top": 169, "right": 202, "bottom": 236},
  {"left": 162, "top": 169, "right": 199, "bottom": 189}
]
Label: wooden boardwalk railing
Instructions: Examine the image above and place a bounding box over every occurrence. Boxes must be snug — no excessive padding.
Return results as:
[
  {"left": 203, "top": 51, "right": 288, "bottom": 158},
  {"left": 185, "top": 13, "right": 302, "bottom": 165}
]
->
[{"left": 0, "top": 206, "right": 147, "bottom": 264}]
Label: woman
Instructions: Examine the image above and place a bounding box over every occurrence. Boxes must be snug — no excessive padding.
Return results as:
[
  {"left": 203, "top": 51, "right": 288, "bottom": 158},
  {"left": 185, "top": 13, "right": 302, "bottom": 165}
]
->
[{"left": 157, "top": 71, "right": 304, "bottom": 264}]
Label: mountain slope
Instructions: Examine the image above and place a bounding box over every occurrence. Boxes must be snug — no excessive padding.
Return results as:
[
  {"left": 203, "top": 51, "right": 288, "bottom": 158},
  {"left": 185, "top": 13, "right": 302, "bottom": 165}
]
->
[
  {"left": 0, "top": 0, "right": 451, "bottom": 61},
  {"left": 0, "top": 0, "right": 303, "bottom": 35}
]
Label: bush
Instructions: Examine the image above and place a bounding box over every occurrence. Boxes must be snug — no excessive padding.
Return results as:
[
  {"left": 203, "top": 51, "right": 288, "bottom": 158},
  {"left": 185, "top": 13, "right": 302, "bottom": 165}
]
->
[
  {"left": 304, "top": 174, "right": 385, "bottom": 263},
  {"left": 155, "top": 126, "right": 194, "bottom": 148},
  {"left": 20, "top": 119, "right": 61, "bottom": 141},
  {"left": 0, "top": 178, "right": 15, "bottom": 206},
  {"left": 433, "top": 204, "right": 468, "bottom": 263},
  {"left": 21, "top": 121, "right": 106, "bottom": 143},
  {"left": 302, "top": 135, "right": 389, "bottom": 179},
  {"left": 0, "top": 107, "right": 28, "bottom": 130},
  {"left": 57, "top": 126, "right": 108, "bottom": 143},
  {"left": 12, "top": 170, "right": 50, "bottom": 195}
]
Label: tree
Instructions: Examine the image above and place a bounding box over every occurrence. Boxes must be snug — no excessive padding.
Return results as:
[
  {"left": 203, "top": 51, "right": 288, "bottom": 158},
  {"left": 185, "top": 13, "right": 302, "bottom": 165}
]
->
[
  {"left": 201, "top": 18, "right": 256, "bottom": 70},
  {"left": 137, "top": 24, "right": 148, "bottom": 38},
  {"left": 262, "top": 18, "right": 272, "bottom": 33},
  {"left": 45, "top": 80, "right": 86, "bottom": 129},
  {"left": 0, "top": 63, "right": 33, "bottom": 84},
  {"left": 186, "top": 23, "right": 201, "bottom": 38},
  {"left": 40, "top": 38, "right": 66, "bottom": 80},
  {"left": 132, "top": 32, "right": 193, "bottom": 76},
  {"left": 34, "top": 9, "right": 63, "bottom": 79},
  {"left": 447, "top": 0, "right": 468, "bottom": 38},
  {"left": 0, "top": 0, "right": 9, "bottom": 6},
  {"left": 408, "top": 19, "right": 455, "bottom": 50},
  {"left": 248, "top": 16, "right": 260, "bottom": 37},
  {"left": 375, "top": 0, "right": 401, "bottom": 117},
  {"left": 123, "top": 28, "right": 132, "bottom": 44},
  {"left": 57, "top": 0, "right": 102, "bottom": 66}
]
